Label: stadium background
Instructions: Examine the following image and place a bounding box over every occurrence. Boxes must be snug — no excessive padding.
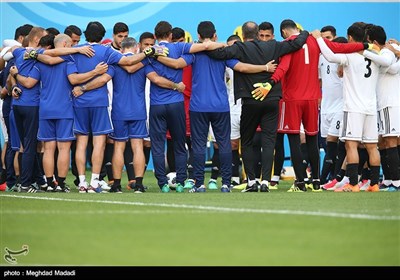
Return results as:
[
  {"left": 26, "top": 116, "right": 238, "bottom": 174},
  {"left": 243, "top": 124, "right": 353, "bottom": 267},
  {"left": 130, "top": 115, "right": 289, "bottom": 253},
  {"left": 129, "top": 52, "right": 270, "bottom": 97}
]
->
[{"left": 1, "top": 0, "right": 399, "bottom": 170}]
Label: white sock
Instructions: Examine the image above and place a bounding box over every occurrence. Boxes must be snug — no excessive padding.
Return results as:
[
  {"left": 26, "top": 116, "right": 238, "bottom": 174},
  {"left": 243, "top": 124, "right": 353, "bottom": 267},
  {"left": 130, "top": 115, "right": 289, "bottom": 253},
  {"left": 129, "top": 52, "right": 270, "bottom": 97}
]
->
[
  {"left": 232, "top": 177, "right": 240, "bottom": 185},
  {"left": 391, "top": 180, "right": 400, "bottom": 187},
  {"left": 79, "top": 175, "right": 86, "bottom": 185},
  {"left": 248, "top": 180, "right": 256, "bottom": 186},
  {"left": 261, "top": 180, "right": 268, "bottom": 186},
  {"left": 90, "top": 173, "right": 100, "bottom": 188},
  {"left": 271, "top": 175, "right": 280, "bottom": 182}
]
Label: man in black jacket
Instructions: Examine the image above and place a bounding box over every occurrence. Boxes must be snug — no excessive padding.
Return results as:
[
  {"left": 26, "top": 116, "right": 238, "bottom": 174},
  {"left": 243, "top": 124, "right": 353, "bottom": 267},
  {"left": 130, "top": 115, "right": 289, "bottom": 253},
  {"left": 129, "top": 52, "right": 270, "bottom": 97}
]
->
[{"left": 207, "top": 21, "right": 308, "bottom": 192}]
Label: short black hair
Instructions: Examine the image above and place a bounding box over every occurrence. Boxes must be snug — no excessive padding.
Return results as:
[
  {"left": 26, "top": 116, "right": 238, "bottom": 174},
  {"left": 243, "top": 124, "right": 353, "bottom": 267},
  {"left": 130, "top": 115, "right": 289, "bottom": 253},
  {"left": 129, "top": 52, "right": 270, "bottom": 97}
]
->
[
  {"left": 366, "top": 25, "right": 386, "bottom": 45},
  {"left": 113, "top": 22, "right": 129, "bottom": 35},
  {"left": 84, "top": 21, "right": 106, "bottom": 43},
  {"left": 259, "top": 21, "right": 274, "bottom": 34},
  {"left": 172, "top": 27, "right": 185, "bottom": 41},
  {"left": 14, "top": 24, "right": 33, "bottom": 40},
  {"left": 321, "top": 25, "right": 336, "bottom": 37},
  {"left": 46, "top": 27, "right": 60, "bottom": 36},
  {"left": 39, "top": 34, "right": 55, "bottom": 49},
  {"left": 197, "top": 21, "right": 215, "bottom": 40},
  {"left": 64, "top": 25, "right": 82, "bottom": 37},
  {"left": 347, "top": 24, "right": 366, "bottom": 43},
  {"left": 139, "top": 32, "right": 154, "bottom": 42},
  {"left": 154, "top": 21, "right": 172, "bottom": 39},
  {"left": 227, "top": 34, "right": 242, "bottom": 43},
  {"left": 332, "top": 36, "right": 347, "bottom": 43}
]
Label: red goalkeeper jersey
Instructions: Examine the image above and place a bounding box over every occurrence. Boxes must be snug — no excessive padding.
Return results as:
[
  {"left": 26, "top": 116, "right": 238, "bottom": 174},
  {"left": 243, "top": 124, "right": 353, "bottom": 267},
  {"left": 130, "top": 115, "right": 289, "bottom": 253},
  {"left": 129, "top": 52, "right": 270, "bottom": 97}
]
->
[{"left": 272, "top": 35, "right": 365, "bottom": 102}]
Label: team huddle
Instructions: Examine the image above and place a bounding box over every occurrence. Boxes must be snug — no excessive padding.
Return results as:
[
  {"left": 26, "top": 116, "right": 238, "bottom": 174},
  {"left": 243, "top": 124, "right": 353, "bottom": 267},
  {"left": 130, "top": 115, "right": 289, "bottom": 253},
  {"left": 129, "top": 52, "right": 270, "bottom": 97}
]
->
[{"left": 0, "top": 19, "right": 399, "bottom": 194}]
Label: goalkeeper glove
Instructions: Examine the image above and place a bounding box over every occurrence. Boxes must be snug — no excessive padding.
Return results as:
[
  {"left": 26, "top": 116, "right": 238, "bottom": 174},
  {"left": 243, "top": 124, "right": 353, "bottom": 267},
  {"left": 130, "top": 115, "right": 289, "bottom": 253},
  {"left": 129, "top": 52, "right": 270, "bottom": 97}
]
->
[
  {"left": 23, "top": 49, "right": 38, "bottom": 60},
  {"left": 153, "top": 45, "right": 169, "bottom": 57},
  {"left": 251, "top": 80, "right": 275, "bottom": 101},
  {"left": 11, "top": 84, "right": 22, "bottom": 96}
]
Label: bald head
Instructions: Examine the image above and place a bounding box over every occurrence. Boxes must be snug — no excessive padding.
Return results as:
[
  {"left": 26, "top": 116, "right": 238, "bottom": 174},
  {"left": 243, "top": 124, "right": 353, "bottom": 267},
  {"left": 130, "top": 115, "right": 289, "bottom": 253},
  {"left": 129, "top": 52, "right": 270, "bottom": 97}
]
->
[
  {"left": 54, "top": 33, "right": 72, "bottom": 48},
  {"left": 242, "top": 21, "right": 258, "bottom": 41}
]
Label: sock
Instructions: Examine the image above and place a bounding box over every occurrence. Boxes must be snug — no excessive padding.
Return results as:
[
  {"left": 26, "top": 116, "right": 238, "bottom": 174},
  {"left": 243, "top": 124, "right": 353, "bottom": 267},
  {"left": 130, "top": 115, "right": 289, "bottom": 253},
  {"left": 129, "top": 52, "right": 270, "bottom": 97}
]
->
[
  {"left": 46, "top": 177, "right": 54, "bottom": 188},
  {"left": 346, "top": 163, "right": 359, "bottom": 186},
  {"left": 271, "top": 175, "right": 280, "bottom": 182},
  {"left": 135, "top": 177, "right": 143, "bottom": 187},
  {"left": 58, "top": 177, "right": 66, "bottom": 188},
  {"left": 113, "top": 178, "right": 121, "bottom": 188},
  {"left": 90, "top": 173, "right": 100, "bottom": 188},
  {"left": 232, "top": 149, "right": 240, "bottom": 178},
  {"left": 369, "top": 166, "right": 380, "bottom": 186},
  {"left": 336, "top": 169, "right": 346, "bottom": 182},
  {"left": 79, "top": 175, "right": 86, "bottom": 185},
  {"left": 387, "top": 146, "right": 400, "bottom": 182},
  {"left": 211, "top": 147, "right": 220, "bottom": 180}
]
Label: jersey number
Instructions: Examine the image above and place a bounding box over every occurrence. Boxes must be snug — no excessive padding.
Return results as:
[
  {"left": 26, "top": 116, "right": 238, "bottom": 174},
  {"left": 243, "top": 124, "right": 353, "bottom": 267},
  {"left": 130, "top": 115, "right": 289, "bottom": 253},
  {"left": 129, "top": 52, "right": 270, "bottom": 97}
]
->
[
  {"left": 303, "top": 44, "right": 309, "bottom": 65},
  {"left": 364, "top": 58, "right": 372, "bottom": 78},
  {"left": 327, "top": 65, "right": 330, "bottom": 74}
]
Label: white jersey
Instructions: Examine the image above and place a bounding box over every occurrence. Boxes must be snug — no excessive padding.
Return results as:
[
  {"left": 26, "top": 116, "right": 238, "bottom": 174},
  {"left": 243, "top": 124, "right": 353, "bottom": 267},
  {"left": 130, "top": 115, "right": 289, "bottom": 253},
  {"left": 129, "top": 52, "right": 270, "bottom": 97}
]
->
[
  {"left": 226, "top": 68, "right": 241, "bottom": 115},
  {"left": 317, "top": 37, "right": 379, "bottom": 115},
  {"left": 319, "top": 55, "right": 343, "bottom": 114},
  {"left": 364, "top": 46, "right": 399, "bottom": 110}
]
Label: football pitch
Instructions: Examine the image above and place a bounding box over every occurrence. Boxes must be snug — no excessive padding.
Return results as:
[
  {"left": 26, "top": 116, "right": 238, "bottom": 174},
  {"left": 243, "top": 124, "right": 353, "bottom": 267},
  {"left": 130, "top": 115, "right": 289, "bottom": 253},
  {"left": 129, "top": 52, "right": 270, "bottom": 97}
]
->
[{"left": 0, "top": 171, "right": 399, "bottom": 266}]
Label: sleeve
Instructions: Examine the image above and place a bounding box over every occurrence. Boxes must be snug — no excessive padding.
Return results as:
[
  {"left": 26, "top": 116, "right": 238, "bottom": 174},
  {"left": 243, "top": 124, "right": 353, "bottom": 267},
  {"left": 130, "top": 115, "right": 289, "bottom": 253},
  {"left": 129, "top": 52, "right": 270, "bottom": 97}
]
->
[
  {"left": 66, "top": 60, "right": 78, "bottom": 76},
  {"left": 225, "top": 58, "right": 239, "bottom": 69},
  {"left": 316, "top": 37, "right": 347, "bottom": 65},
  {"left": 325, "top": 39, "right": 364, "bottom": 53},
  {"left": 107, "top": 48, "right": 124, "bottom": 65},
  {"left": 387, "top": 59, "right": 400, "bottom": 74},
  {"left": 363, "top": 49, "right": 394, "bottom": 67},
  {"left": 29, "top": 65, "right": 40, "bottom": 81},
  {"left": 271, "top": 53, "right": 292, "bottom": 83},
  {"left": 277, "top": 30, "right": 309, "bottom": 57},
  {"left": 182, "top": 53, "right": 195, "bottom": 65},
  {"left": 144, "top": 63, "right": 155, "bottom": 76},
  {"left": 108, "top": 65, "right": 115, "bottom": 78},
  {"left": 207, "top": 44, "right": 240, "bottom": 60}
]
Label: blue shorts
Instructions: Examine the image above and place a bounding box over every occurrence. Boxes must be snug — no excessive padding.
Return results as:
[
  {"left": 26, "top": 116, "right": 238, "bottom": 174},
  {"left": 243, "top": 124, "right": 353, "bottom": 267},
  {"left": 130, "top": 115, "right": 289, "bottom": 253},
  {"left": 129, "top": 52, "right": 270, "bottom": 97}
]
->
[
  {"left": 109, "top": 119, "right": 148, "bottom": 141},
  {"left": 73, "top": 107, "right": 113, "bottom": 136},
  {"left": 38, "top": 119, "right": 75, "bottom": 142},
  {"left": 9, "top": 110, "right": 20, "bottom": 151}
]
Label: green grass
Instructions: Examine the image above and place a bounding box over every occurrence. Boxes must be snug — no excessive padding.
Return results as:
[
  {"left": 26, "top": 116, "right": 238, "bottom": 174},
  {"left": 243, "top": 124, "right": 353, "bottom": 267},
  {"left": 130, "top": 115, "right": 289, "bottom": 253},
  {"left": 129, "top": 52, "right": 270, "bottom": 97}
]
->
[{"left": 0, "top": 171, "right": 399, "bottom": 266}]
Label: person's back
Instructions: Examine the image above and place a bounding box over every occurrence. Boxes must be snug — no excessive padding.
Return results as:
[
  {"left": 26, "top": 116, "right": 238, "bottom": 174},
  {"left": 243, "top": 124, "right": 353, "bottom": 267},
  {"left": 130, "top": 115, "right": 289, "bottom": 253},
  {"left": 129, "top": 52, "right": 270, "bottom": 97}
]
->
[
  {"left": 280, "top": 35, "right": 321, "bottom": 101},
  {"left": 148, "top": 41, "right": 192, "bottom": 105}
]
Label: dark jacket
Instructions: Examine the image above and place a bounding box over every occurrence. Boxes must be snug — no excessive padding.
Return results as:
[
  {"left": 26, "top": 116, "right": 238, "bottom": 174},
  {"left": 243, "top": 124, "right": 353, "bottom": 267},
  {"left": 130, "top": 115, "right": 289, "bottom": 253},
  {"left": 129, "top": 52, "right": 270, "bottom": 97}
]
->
[{"left": 207, "top": 30, "right": 309, "bottom": 104}]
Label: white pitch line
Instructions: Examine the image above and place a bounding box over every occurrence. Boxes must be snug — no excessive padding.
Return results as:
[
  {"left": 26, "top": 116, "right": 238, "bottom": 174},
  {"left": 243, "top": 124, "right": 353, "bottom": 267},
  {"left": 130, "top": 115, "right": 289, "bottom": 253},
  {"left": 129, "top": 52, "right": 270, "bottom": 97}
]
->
[{"left": 1, "top": 194, "right": 399, "bottom": 221}]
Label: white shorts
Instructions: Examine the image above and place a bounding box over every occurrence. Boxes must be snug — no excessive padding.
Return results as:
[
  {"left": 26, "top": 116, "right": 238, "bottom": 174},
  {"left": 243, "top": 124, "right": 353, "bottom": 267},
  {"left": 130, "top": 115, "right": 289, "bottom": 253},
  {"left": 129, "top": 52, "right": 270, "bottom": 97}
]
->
[
  {"left": 320, "top": 111, "right": 343, "bottom": 138},
  {"left": 340, "top": 111, "right": 378, "bottom": 143},
  {"left": 209, "top": 113, "right": 241, "bottom": 142},
  {"left": 230, "top": 113, "right": 240, "bottom": 140},
  {"left": 378, "top": 106, "right": 400, "bottom": 137}
]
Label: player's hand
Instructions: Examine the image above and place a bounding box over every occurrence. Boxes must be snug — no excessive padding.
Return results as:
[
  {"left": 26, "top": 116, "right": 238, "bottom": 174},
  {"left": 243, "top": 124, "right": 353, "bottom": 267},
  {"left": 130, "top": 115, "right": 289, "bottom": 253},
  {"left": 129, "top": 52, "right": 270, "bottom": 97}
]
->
[
  {"left": 11, "top": 85, "right": 22, "bottom": 99},
  {"left": 9, "top": 66, "right": 18, "bottom": 77},
  {"left": 310, "top": 29, "right": 321, "bottom": 39},
  {"left": 367, "top": 43, "right": 380, "bottom": 54},
  {"left": 94, "top": 62, "right": 108, "bottom": 75},
  {"left": 23, "top": 49, "right": 38, "bottom": 60},
  {"left": 266, "top": 60, "right": 277, "bottom": 73},
  {"left": 77, "top": 46, "right": 95, "bottom": 57},
  {"left": 176, "top": 82, "right": 185, "bottom": 93},
  {"left": 72, "top": 86, "right": 84, "bottom": 98},
  {"left": 252, "top": 82, "right": 272, "bottom": 101},
  {"left": 0, "top": 87, "right": 8, "bottom": 99},
  {"left": 153, "top": 45, "right": 169, "bottom": 57}
]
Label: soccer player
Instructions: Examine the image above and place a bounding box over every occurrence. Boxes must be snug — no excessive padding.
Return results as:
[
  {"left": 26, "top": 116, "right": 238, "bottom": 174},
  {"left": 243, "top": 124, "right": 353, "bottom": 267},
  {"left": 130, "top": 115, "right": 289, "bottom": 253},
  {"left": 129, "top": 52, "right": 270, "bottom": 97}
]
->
[
  {"left": 167, "top": 27, "right": 195, "bottom": 189},
  {"left": 8, "top": 27, "right": 49, "bottom": 193},
  {"left": 252, "top": 20, "right": 374, "bottom": 192},
  {"left": 71, "top": 36, "right": 185, "bottom": 193},
  {"left": 363, "top": 26, "right": 400, "bottom": 191},
  {"left": 207, "top": 21, "right": 308, "bottom": 193},
  {"left": 313, "top": 24, "right": 381, "bottom": 192},
  {"left": 159, "top": 21, "right": 277, "bottom": 192},
  {"left": 64, "top": 21, "right": 165, "bottom": 193},
  {"left": 146, "top": 20, "right": 224, "bottom": 193},
  {"left": 64, "top": 25, "right": 82, "bottom": 46},
  {"left": 258, "top": 22, "right": 275, "bottom": 42}
]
